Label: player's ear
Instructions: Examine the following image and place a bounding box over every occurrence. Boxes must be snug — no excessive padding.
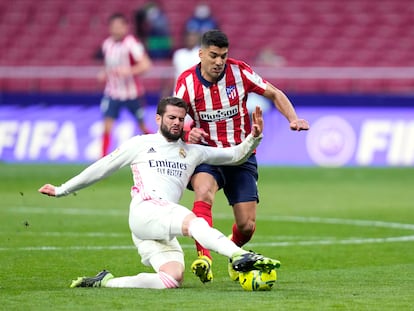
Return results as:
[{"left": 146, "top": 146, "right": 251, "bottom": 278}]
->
[{"left": 155, "top": 114, "right": 161, "bottom": 126}]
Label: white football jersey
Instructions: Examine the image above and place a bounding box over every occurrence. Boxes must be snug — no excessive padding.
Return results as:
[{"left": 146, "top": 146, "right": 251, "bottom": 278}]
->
[{"left": 55, "top": 132, "right": 261, "bottom": 203}]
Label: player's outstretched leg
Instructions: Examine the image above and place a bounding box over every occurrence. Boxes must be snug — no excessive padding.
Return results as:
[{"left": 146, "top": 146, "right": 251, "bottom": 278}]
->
[
  {"left": 187, "top": 217, "right": 280, "bottom": 282},
  {"left": 231, "top": 251, "right": 281, "bottom": 273},
  {"left": 70, "top": 270, "right": 114, "bottom": 288},
  {"left": 190, "top": 254, "right": 213, "bottom": 283}
]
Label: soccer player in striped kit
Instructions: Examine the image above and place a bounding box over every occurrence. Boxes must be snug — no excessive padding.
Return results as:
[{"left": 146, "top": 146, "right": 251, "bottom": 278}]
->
[
  {"left": 174, "top": 30, "right": 309, "bottom": 283},
  {"left": 99, "top": 13, "right": 152, "bottom": 157}
]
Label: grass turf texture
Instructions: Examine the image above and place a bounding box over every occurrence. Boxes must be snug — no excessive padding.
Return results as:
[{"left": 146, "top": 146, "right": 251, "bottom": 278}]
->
[{"left": 1, "top": 164, "right": 414, "bottom": 310}]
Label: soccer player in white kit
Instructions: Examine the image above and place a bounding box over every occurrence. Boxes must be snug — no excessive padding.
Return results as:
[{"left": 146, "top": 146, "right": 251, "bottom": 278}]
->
[{"left": 38, "top": 97, "right": 280, "bottom": 289}]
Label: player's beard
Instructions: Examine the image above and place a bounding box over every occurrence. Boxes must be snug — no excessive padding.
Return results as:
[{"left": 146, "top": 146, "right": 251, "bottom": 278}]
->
[{"left": 160, "top": 122, "right": 182, "bottom": 141}]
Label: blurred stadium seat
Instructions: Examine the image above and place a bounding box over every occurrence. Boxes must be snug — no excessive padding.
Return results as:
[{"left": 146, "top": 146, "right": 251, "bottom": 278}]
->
[{"left": 0, "top": 0, "right": 412, "bottom": 93}]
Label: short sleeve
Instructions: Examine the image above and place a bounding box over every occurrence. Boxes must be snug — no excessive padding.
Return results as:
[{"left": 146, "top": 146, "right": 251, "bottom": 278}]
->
[
  {"left": 127, "top": 35, "right": 145, "bottom": 62},
  {"left": 238, "top": 60, "right": 267, "bottom": 95}
]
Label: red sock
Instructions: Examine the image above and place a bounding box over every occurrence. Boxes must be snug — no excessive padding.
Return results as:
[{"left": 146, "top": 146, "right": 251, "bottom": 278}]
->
[
  {"left": 231, "top": 223, "right": 256, "bottom": 247},
  {"left": 192, "top": 201, "right": 212, "bottom": 259},
  {"left": 102, "top": 132, "right": 111, "bottom": 157}
]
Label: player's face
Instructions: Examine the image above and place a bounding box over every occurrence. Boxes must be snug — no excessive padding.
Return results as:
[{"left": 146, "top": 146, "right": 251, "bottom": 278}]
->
[
  {"left": 158, "top": 105, "right": 186, "bottom": 141},
  {"left": 199, "top": 45, "right": 228, "bottom": 82},
  {"left": 109, "top": 18, "right": 128, "bottom": 41}
]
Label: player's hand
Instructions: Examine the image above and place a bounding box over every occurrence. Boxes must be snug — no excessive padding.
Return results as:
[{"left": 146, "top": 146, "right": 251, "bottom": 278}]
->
[
  {"left": 251, "top": 106, "right": 263, "bottom": 138},
  {"left": 38, "top": 184, "right": 56, "bottom": 197},
  {"left": 188, "top": 128, "right": 209, "bottom": 144},
  {"left": 290, "top": 119, "right": 310, "bottom": 131}
]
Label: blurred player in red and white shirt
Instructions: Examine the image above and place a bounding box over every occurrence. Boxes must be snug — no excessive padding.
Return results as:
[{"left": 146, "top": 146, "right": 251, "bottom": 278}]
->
[
  {"left": 174, "top": 30, "right": 309, "bottom": 283},
  {"left": 98, "top": 13, "right": 152, "bottom": 157}
]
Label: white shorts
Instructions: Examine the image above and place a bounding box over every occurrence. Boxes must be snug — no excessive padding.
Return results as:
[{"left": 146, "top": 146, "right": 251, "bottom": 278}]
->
[
  {"left": 128, "top": 196, "right": 192, "bottom": 271},
  {"left": 132, "top": 235, "right": 184, "bottom": 271}
]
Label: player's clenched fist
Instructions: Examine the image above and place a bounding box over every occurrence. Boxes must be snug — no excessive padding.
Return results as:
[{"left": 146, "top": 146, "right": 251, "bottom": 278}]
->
[
  {"left": 290, "top": 119, "right": 310, "bottom": 131},
  {"left": 187, "top": 128, "right": 209, "bottom": 144}
]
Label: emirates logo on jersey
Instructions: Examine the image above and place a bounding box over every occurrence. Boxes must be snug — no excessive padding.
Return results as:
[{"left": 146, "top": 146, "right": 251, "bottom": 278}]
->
[{"left": 226, "top": 85, "right": 237, "bottom": 100}]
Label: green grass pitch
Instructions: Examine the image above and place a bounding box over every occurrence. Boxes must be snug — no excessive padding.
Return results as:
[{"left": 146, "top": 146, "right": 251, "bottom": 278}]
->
[{"left": 1, "top": 164, "right": 414, "bottom": 310}]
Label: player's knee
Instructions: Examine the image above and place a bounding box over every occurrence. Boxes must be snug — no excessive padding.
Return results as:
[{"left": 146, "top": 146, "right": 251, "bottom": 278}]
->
[
  {"left": 159, "top": 270, "right": 183, "bottom": 288},
  {"left": 192, "top": 182, "right": 216, "bottom": 203},
  {"left": 159, "top": 263, "right": 184, "bottom": 287},
  {"left": 237, "top": 220, "right": 256, "bottom": 236},
  {"left": 169, "top": 271, "right": 184, "bottom": 286}
]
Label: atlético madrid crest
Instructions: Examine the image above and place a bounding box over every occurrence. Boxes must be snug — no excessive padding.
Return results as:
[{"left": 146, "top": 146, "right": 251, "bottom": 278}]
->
[{"left": 226, "top": 85, "right": 237, "bottom": 100}]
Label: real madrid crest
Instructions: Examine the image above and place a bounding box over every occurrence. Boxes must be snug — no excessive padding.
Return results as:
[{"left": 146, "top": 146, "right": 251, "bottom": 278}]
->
[{"left": 179, "top": 148, "right": 187, "bottom": 158}]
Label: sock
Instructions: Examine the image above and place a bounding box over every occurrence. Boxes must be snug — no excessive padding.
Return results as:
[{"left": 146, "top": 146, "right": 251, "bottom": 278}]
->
[
  {"left": 188, "top": 217, "right": 245, "bottom": 258},
  {"left": 105, "top": 271, "right": 179, "bottom": 289},
  {"left": 192, "top": 201, "right": 213, "bottom": 259},
  {"left": 231, "top": 223, "right": 256, "bottom": 247},
  {"left": 102, "top": 132, "right": 111, "bottom": 157}
]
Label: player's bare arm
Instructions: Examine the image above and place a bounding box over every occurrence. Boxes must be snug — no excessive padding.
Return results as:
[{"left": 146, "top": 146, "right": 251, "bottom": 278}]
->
[
  {"left": 263, "top": 82, "right": 310, "bottom": 131},
  {"left": 130, "top": 53, "right": 152, "bottom": 76},
  {"left": 97, "top": 68, "right": 107, "bottom": 82},
  {"left": 117, "top": 53, "right": 152, "bottom": 77}
]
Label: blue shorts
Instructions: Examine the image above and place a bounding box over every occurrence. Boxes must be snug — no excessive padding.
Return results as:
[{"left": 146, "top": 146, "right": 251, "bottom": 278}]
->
[
  {"left": 189, "top": 154, "right": 259, "bottom": 206},
  {"left": 101, "top": 96, "right": 146, "bottom": 121}
]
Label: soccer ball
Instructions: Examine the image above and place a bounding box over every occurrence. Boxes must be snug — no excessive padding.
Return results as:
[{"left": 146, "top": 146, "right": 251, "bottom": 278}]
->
[{"left": 239, "top": 269, "right": 277, "bottom": 291}]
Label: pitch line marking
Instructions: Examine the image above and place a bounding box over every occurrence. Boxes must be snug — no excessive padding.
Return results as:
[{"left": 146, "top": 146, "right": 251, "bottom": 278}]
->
[
  {"left": 6, "top": 207, "right": 414, "bottom": 231},
  {"left": 1, "top": 235, "right": 413, "bottom": 252},
  {"left": 0, "top": 231, "right": 129, "bottom": 237}
]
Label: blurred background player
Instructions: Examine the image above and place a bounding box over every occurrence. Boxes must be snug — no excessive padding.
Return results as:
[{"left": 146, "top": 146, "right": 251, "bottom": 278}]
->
[
  {"left": 134, "top": 1, "right": 173, "bottom": 60},
  {"left": 185, "top": 3, "right": 219, "bottom": 35},
  {"left": 171, "top": 31, "right": 201, "bottom": 132},
  {"left": 98, "top": 13, "right": 152, "bottom": 157},
  {"left": 174, "top": 30, "right": 309, "bottom": 283},
  {"left": 172, "top": 31, "right": 201, "bottom": 82}
]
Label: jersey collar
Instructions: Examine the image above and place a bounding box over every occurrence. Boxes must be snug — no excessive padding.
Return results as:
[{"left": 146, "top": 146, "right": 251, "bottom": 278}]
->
[{"left": 196, "top": 63, "right": 227, "bottom": 87}]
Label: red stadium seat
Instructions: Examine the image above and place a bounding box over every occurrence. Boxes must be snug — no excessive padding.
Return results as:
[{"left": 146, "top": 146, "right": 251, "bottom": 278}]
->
[
  {"left": 38, "top": 78, "right": 69, "bottom": 92},
  {"left": 1, "top": 0, "right": 413, "bottom": 93},
  {"left": 2, "top": 78, "right": 39, "bottom": 92}
]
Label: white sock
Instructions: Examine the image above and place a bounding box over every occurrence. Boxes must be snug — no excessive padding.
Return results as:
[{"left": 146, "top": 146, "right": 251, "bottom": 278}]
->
[
  {"left": 188, "top": 217, "right": 246, "bottom": 258},
  {"left": 105, "top": 271, "right": 179, "bottom": 289}
]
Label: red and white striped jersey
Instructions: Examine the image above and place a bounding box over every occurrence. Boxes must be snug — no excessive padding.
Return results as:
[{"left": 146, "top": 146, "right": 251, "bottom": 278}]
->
[
  {"left": 174, "top": 58, "right": 267, "bottom": 147},
  {"left": 102, "top": 34, "right": 146, "bottom": 100}
]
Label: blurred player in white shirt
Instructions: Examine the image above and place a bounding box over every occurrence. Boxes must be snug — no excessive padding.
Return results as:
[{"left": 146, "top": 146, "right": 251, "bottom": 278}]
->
[
  {"left": 172, "top": 31, "right": 201, "bottom": 81},
  {"left": 99, "top": 13, "right": 152, "bottom": 157},
  {"left": 38, "top": 97, "right": 280, "bottom": 289}
]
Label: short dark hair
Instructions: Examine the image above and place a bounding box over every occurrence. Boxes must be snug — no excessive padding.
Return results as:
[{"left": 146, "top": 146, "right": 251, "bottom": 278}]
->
[
  {"left": 108, "top": 13, "right": 128, "bottom": 24},
  {"left": 201, "top": 30, "right": 229, "bottom": 48},
  {"left": 157, "top": 96, "right": 188, "bottom": 116}
]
